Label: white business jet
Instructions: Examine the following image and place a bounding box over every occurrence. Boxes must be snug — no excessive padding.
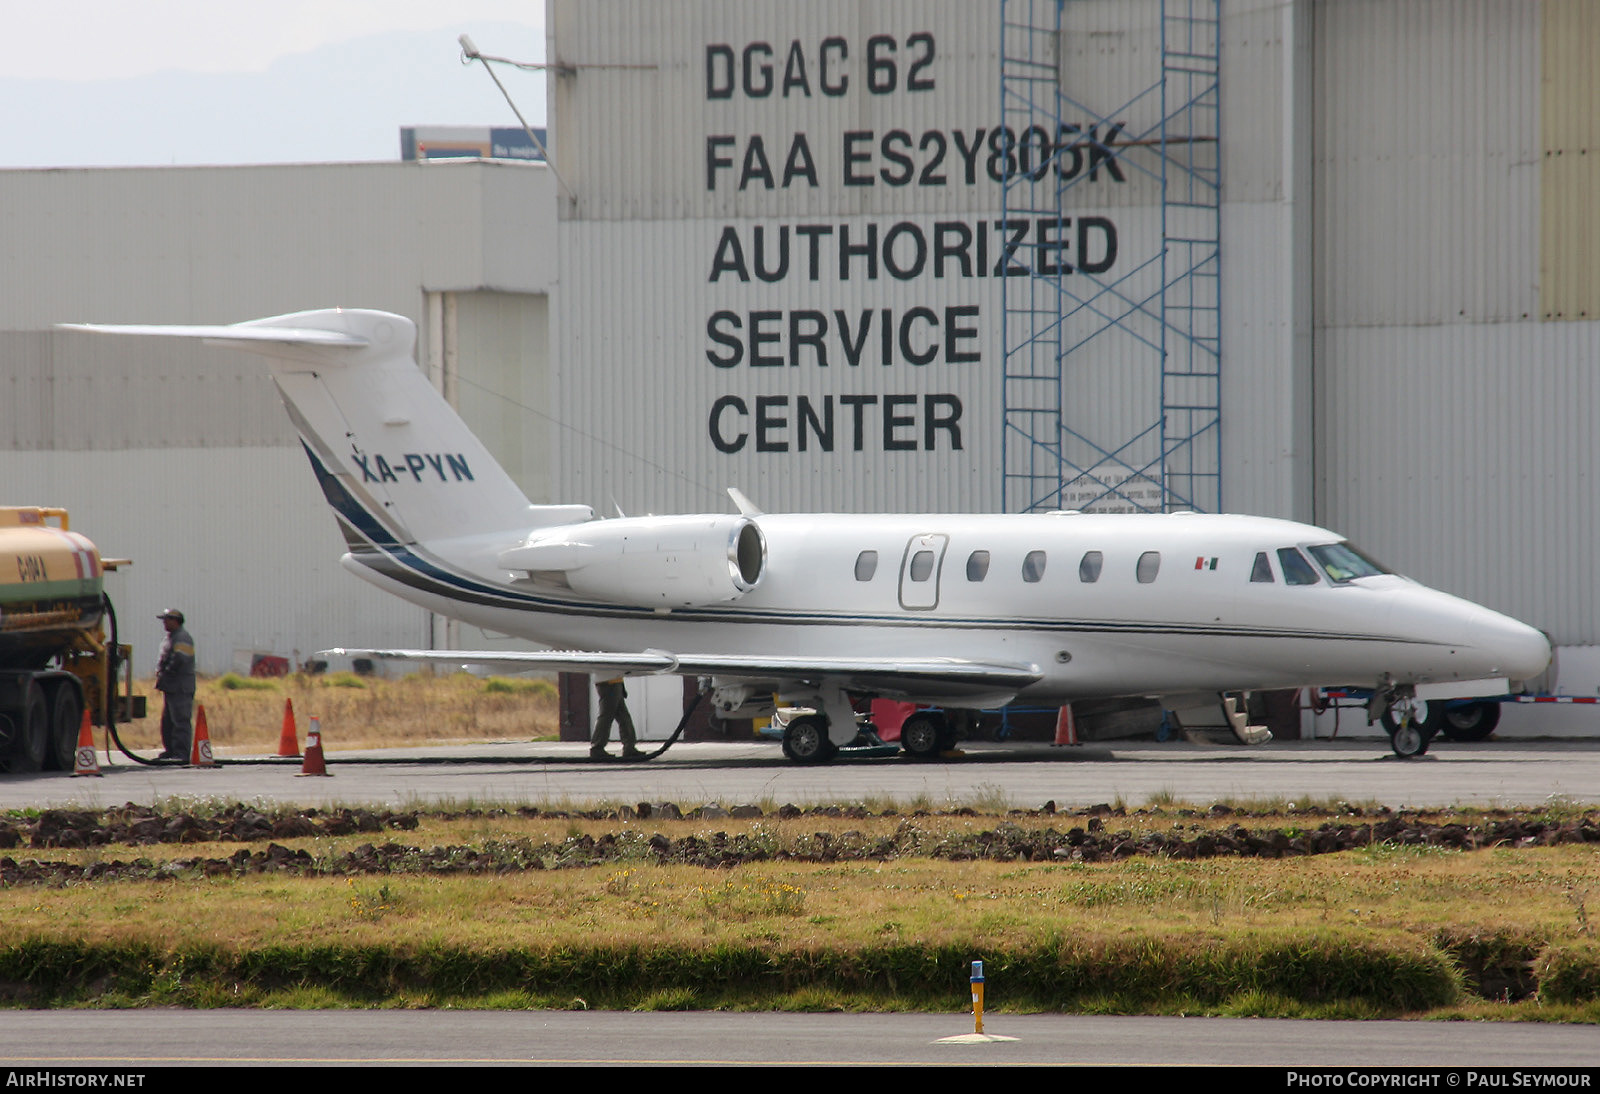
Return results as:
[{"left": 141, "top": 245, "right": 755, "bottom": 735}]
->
[{"left": 64, "top": 309, "right": 1551, "bottom": 761}]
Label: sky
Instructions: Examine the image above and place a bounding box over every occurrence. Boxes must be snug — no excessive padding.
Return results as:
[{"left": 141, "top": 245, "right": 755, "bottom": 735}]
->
[{"left": 0, "top": 1, "right": 548, "bottom": 167}]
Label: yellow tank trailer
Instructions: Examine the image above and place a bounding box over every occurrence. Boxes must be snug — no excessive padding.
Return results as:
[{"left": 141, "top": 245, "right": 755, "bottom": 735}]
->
[{"left": 0, "top": 507, "right": 139, "bottom": 772}]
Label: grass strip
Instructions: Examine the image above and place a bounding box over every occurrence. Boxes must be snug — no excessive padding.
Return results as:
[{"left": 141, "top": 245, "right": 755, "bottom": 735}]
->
[
  {"left": 1, "top": 803, "right": 1595, "bottom": 1018},
  {"left": 0, "top": 936, "right": 1466, "bottom": 1015}
]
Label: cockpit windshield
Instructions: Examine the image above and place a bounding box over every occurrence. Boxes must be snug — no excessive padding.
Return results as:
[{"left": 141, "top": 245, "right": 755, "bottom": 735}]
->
[{"left": 1306, "top": 541, "right": 1391, "bottom": 584}]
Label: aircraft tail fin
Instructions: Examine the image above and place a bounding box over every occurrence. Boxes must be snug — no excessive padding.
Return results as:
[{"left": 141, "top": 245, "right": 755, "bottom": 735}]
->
[{"left": 61, "top": 309, "right": 589, "bottom": 549}]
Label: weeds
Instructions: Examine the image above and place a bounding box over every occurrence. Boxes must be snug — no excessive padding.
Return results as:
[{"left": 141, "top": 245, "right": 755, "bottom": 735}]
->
[
  {"left": 216, "top": 674, "right": 279, "bottom": 692},
  {"left": 482, "top": 677, "right": 556, "bottom": 698},
  {"left": 694, "top": 876, "right": 808, "bottom": 923},
  {"left": 1567, "top": 886, "right": 1592, "bottom": 937},
  {"left": 964, "top": 783, "right": 1012, "bottom": 813},
  {"left": 119, "top": 671, "right": 560, "bottom": 752},
  {"left": 1351, "top": 843, "right": 1462, "bottom": 863},
  {"left": 632, "top": 987, "right": 700, "bottom": 1011},
  {"left": 346, "top": 880, "right": 402, "bottom": 922}
]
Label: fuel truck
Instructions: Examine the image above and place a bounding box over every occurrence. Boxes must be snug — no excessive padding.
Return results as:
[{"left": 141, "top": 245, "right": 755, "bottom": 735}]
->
[{"left": 0, "top": 507, "right": 140, "bottom": 772}]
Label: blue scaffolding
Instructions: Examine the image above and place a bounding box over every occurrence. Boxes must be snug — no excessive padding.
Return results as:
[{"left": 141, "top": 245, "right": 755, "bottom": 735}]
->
[{"left": 1000, "top": 0, "right": 1221, "bottom": 514}]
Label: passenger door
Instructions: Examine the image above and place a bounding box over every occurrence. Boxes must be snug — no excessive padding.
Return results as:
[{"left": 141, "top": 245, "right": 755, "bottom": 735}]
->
[{"left": 897, "top": 533, "right": 949, "bottom": 610}]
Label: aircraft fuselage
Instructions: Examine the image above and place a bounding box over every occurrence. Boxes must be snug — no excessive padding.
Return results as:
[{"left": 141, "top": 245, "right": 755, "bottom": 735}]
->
[{"left": 357, "top": 510, "right": 1550, "bottom": 705}]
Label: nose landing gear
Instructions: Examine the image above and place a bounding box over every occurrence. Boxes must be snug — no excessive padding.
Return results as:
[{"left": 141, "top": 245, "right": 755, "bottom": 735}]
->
[{"left": 1381, "top": 694, "right": 1438, "bottom": 759}]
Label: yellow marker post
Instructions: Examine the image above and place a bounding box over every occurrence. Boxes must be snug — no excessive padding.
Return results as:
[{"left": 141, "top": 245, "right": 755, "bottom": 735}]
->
[{"left": 971, "top": 960, "right": 985, "bottom": 1035}]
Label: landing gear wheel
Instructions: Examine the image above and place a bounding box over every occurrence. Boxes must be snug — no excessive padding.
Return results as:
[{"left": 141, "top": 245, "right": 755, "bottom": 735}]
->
[
  {"left": 1439, "top": 701, "right": 1500, "bottom": 742},
  {"left": 781, "top": 714, "right": 836, "bottom": 764},
  {"left": 1381, "top": 699, "right": 1438, "bottom": 738},
  {"left": 1389, "top": 720, "right": 1433, "bottom": 759},
  {"left": 44, "top": 685, "right": 82, "bottom": 772},
  {"left": 2, "top": 682, "right": 49, "bottom": 774},
  {"left": 900, "top": 712, "right": 947, "bottom": 761},
  {"left": 1384, "top": 696, "right": 1436, "bottom": 758}
]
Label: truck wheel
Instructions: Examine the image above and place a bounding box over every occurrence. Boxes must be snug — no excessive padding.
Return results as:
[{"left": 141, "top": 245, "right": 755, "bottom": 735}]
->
[
  {"left": 44, "top": 685, "right": 82, "bottom": 771},
  {"left": 3, "top": 683, "right": 49, "bottom": 774},
  {"left": 1438, "top": 701, "right": 1500, "bottom": 742}
]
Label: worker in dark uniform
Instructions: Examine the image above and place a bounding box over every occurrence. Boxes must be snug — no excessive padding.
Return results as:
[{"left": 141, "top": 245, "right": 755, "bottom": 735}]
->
[
  {"left": 154, "top": 609, "right": 196, "bottom": 762},
  {"left": 591, "top": 675, "right": 645, "bottom": 761}
]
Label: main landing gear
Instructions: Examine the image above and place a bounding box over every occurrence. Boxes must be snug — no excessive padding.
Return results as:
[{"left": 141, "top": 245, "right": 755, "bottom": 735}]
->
[
  {"left": 779, "top": 714, "right": 837, "bottom": 764},
  {"left": 898, "top": 710, "right": 958, "bottom": 761},
  {"left": 775, "top": 692, "right": 957, "bottom": 765}
]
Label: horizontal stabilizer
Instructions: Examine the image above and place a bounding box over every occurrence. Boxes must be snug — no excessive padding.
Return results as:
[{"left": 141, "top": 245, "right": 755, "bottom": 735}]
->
[
  {"left": 58, "top": 321, "right": 369, "bottom": 348},
  {"left": 61, "top": 309, "right": 571, "bottom": 546}
]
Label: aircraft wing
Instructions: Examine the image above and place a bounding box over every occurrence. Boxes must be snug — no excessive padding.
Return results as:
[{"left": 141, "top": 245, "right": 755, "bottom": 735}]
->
[{"left": 319, "top": 647, "right": 1042, "bottom": 703}]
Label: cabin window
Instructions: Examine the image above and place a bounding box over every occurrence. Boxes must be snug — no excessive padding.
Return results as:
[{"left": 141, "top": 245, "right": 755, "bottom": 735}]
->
[
  {"left": 1078, "top": 551, "right": 1103, "bottom": 583},
  {"left": 966, "top": 550, "right": 990, "bottom": 582},
  {"left": 1250, "top": 552, "right": 1275, "bottom": 583},
  {"left": 1277, "top": 547, "right": 1321, "bottom": 586},
  {"left": 1022, "top": 550, "right": 1047, "bottom": 583},
  {"left": 909, "top": 550, "right": 935, "bottom": 581},
  {"left": 1136, "top": 551, "right": 1161, "bottom": 584},
  {"left": 1307, "top": 541, "right": 1390, "bottom": 584},
  {"left": 854, "top": 550, "right": 878, "bottom": 581}
]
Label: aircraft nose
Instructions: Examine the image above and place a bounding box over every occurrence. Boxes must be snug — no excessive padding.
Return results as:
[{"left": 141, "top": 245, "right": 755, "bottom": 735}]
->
[{"left": 1473, "top": 610, "right": 1551, "bottom": 682}]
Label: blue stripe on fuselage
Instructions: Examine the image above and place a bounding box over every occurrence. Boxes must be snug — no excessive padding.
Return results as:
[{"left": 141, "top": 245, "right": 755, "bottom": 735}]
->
[{"left": 305, "top": 439, "right": 1433, "bottom": 646}]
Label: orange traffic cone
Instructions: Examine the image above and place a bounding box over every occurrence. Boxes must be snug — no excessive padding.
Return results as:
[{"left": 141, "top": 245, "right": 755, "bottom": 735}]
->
[
  {"left": 189, "top": 704, "right": 217, "bottom": 767},
  {"left": 71, "top": 709, "right": 101, "bottom": 777},
  {"left": 1053, "top": 703, "right": 1079, "bottom": 746},
  {"left": 277, "top": 698, "right": 301, "bottom": 757},
  {"left": 297, "top": 716, "right": 329, "bottom": 777}
]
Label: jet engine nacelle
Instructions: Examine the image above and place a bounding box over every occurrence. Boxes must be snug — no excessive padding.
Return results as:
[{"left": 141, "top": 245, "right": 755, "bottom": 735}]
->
[{"left": 497, "top": 515, "right": 766, "bottom": 607}]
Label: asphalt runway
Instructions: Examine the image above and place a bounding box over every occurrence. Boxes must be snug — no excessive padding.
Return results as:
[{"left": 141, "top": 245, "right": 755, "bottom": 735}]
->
[
  {"left": 1, "top": 1010, "right": 1597, "bottom": 1067},
  {"left": 4, "top": 738, "right": 1598, "bottom": 811}
]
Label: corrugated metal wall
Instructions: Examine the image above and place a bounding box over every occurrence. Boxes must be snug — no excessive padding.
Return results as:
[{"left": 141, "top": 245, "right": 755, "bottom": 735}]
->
[
  {"left": 550, "top": 0, "right": 1599, "bottom": 645},
  {"left": 1218, "top": 0, "right": 1315, "bottom": 522},
  {"left": 1312, "top": 0, "right": 1600, "bottom": 644},
  {"left": 1312, "top": 0, "right": 1540, "bottom": 328},
  {"left": 2, "top": 161, "right": 558, "bottom": 672},
  {"left": 1319, "top": 322, "right": 1600, "bottom": 638},
  {"left": 551, "top": 0, "right": 1003, "bottom": 222},
  {"left": 553, "top": 215, "right": 1007, "bottom": 515},
  {"left": 7, "top": 0, "right": 1597, "bottom": 669},
  {"left": 549, "top": 0, "right": 1210, "bottom": 517},
  {"left": 1540, "top": 0, "right": 1600, "bottom": 321}
]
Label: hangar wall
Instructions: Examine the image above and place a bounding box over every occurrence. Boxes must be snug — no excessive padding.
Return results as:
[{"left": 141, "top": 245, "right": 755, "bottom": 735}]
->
[
  {"left": 1, "top": 161, "right": 558, "bottom": 673},
  {"left": 549, "top": 0, "right": 1010, "bottom": 517},
  {"left": 547, "top": 0, "right": 1600, "bottom": 657},
  {"left": 1311, "top": 0, "right": 1600, "bottom": 646},
  {"left": 545, "top": 0, "right": 1310, "bottom": 523},
  {"left": 5, "top": 0, "right": 1596, "bottom": 685}
]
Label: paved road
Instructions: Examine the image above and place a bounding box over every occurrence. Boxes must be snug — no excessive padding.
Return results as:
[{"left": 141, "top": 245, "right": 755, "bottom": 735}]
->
[
  {"left": 1, "top": 1010, "right": 1596, "bottom": 1067},
  {"left": 6, "top": 738, "right": 1598, "bottom": 811}
]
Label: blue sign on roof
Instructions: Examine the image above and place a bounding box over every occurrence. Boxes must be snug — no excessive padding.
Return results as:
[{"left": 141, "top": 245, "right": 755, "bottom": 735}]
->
[{"left": 401, "top": 126, "right": 547, "bottom": 162}]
